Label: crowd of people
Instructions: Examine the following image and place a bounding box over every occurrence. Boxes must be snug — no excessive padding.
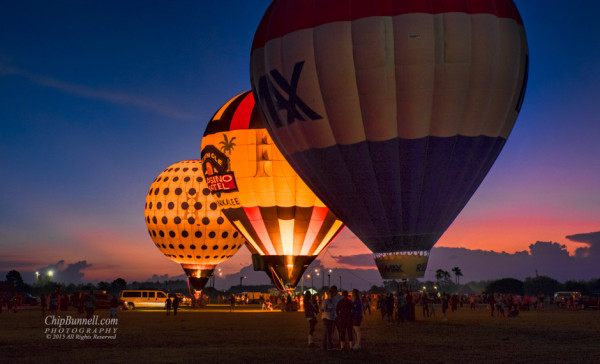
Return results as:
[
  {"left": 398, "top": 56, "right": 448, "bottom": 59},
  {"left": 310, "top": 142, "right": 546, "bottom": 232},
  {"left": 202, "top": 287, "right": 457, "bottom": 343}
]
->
[
  {"left": 34, "top": 289, "right": 120, "bottom": 319},
  {"left": 294, "top": 289, "right": 561, "bottom": 350},
  {"left": 300, "top": 285, "right": 366, "bottom": 351}
]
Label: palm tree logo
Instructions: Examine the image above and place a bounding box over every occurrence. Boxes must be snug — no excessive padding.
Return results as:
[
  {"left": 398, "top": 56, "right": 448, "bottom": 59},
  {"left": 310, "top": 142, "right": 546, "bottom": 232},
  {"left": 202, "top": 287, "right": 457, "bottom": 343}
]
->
[{"left": 219, "top": 134, "right": 236, "bottom": 155}]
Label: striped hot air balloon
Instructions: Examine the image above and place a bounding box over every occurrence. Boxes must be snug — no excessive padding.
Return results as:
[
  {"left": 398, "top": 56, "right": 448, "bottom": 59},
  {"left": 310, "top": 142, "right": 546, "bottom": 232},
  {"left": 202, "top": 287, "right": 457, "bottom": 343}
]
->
[
  {"left": 145, "top": 160, "right": 246, "bottom": 291},
  {"left": 200, "top": 91, "right": 344, "bottom": 290},
  {"left": 250, "top": 0, "right": 528, "bottom": 279}
]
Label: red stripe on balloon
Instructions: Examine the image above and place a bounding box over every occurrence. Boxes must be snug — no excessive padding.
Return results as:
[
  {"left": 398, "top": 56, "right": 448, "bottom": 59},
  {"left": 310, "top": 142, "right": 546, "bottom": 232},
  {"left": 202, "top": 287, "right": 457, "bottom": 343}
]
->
[
  {"left": 229, "top": 92, "right": 255, "bottom": 131},
  {"left": 253, "top": 0, "right": 523, "bottom": 50},
  {"left": 301, "top": 206, "right": 329, "bottom": 255},
  {"left": 243, "top": 206, "right": 275, "bottom": 254}
]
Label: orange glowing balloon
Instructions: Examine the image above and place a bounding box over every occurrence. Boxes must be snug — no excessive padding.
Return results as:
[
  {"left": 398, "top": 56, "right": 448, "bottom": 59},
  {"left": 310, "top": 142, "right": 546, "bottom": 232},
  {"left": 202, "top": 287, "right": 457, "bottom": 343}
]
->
[
  {"left": 144, "top": 160, "right": 246, "bottom": 290},
  {"left": 200, "top": 91, "right": 344, "bottom": 290}
]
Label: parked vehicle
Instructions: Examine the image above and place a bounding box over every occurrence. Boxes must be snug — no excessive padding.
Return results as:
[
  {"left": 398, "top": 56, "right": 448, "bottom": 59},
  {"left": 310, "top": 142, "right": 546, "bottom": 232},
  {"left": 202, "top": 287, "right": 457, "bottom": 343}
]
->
[
  {"left": 120, "top": 290, "right": 169, "bottom": 310},
  {"left": 173, "top": 293, "right": 192, "bottom": 307},
  {"left": 553, "top": 291, "right": 582, "bottom": 308},
  {"left": 94, "top": 293, "right": 128, "bottom": 310},
  {"left": 71, "top": 291, "right": 127, "bottom": 310}
]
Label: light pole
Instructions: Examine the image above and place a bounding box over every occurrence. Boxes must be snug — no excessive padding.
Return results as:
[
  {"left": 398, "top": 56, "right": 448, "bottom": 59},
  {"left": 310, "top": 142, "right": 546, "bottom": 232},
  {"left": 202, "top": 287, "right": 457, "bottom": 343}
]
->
[
  {"left": 239, "top": 276, "right": 246, "bottom": 287},
  {"left": 35, "top": 271, "right": 39, "bottom": 282},
  {"left": 339, "top": 275, "right": 342, "bottom": 290},
  {"left": 328, "top": 269, "right": 332, "bottom": 289}
]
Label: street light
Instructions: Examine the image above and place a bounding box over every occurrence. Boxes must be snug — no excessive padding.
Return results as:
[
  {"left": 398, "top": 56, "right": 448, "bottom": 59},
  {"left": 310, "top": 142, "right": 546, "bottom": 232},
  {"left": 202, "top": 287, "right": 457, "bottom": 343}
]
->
[
  {"left": 328, "top": 269, "right": 332, "bottom": 289},
  {"left": 48, "top": 270, "right": 53, "bottom": 278},
  {"left": 239, "top": 276, "right": 247, "bottom": 287},
  {"left": 339, "top": 275, "right": 342, "bottom": 290},
  {"left": 35, "top": 271, "right": 39, "bottom": 281}
]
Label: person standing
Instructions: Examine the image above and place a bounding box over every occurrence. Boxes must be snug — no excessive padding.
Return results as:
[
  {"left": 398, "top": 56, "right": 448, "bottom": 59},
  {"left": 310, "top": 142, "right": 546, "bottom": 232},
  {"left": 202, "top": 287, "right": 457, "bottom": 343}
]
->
[
  {"left": 229, "top": 295, "right": 236, "bottom": 312},
  {"left": 172, "top": 295, "right": 180, "bottom": 316},
  {"left": 49, "top": 291, "right": 58, "bottom": 313},
  {"left": 320, "top": 290, "right": 336, "bottom": 350},
  {"left": 441, "top": 293, "right": 449, "bottom": 320},
  {"left": 85, "top": 290, "right": 96, "bottom": 319},
  {"left": 77, "top": 292, "right": 85, "bottom": 315},
  {"left": 165, "top": 296, "right": 172, "bottom": 316},
  {"left": 329, "top": 285, "right": 343, "bottom": 346},
  {"left": 351, "top": 289, "right": 363, "bottom": 350},
  {"left": 487, "top": 293, "right": 496, "bottom": 317},
  {"left": 336, "top": 290, "right": 354, "bottom": 351},
  {"left": 422, "top": 293, "right": 430, "bottom": 318},
  {"left": 397, "top": 292, "right": 407, "bottom": 323},
  {"left": 109, "top": 296, "right": 120, "bottom": 318},
  {"left": 303, "top": 291, "right": 319, "bottom": 347}
]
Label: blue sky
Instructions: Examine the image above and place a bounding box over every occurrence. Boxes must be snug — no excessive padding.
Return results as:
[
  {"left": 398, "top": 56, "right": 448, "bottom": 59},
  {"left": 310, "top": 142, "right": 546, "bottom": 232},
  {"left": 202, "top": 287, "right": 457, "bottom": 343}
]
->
[{"left": 1, "top": 1, "right": 599, "bottom": 286}]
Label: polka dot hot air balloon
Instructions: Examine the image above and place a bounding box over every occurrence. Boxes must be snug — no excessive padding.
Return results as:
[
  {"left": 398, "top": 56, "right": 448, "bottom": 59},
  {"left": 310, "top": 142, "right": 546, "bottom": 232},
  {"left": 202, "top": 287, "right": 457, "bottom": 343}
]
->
[
  {"left": 250, "top": 0, "right": 528, "bottom": 279},
  {"left": 200, "top": 91, "right": 344, "bottom": 290},
  {"left": 145, "top": 160, "right": 245, "bottom": 291}
]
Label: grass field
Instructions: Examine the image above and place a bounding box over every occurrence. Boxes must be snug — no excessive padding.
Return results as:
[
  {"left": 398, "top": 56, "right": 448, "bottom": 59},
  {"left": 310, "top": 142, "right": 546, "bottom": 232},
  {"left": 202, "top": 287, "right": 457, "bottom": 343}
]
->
[{"left": 1, "top": 304, "right": 599, "bottom": 363}]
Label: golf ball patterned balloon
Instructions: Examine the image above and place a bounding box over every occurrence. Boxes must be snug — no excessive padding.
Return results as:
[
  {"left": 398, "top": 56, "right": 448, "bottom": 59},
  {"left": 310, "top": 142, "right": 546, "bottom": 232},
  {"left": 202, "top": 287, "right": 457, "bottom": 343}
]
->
[{"left": 145, "top": 160, "right": 245, "bottom": 268}]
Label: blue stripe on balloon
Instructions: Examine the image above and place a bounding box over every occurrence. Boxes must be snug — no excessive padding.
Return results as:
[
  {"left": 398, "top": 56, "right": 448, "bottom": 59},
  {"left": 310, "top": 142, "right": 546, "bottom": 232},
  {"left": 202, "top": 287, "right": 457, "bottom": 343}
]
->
[{"left": 288, "top": 135, "right": 506, "bottom": 253}]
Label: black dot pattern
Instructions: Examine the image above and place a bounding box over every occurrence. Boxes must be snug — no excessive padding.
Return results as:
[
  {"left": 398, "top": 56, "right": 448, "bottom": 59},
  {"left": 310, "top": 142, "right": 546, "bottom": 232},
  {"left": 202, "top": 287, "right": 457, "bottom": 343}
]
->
[{"left": 144, "top": 160, "right": 245, "bottom": 266}]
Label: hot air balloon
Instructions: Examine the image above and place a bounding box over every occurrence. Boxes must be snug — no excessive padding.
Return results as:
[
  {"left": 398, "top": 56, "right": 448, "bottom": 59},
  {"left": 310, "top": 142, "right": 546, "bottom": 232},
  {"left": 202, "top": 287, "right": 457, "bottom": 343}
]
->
[
  {"left": 145, "top": 160, "right": 245, "bottom": 291},
  {"left": 250, "top": 0, "right": 528, "bottom": 279},
  {"left": 200, "top": 91, "right": 344, "bottom": 290}
]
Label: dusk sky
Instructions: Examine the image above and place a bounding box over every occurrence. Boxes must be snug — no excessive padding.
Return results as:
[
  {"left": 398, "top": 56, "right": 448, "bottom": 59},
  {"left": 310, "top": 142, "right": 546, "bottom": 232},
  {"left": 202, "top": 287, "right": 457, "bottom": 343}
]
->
[{"left": 1, "top": 1, "right": 599, "bottom": 288}]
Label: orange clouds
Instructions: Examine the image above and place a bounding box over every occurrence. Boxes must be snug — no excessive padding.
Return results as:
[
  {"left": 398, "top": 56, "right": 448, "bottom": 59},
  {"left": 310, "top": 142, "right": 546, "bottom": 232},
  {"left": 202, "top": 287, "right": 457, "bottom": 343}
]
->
[{"left": 437, "top": 215, "right": 598, "bottom": 255}]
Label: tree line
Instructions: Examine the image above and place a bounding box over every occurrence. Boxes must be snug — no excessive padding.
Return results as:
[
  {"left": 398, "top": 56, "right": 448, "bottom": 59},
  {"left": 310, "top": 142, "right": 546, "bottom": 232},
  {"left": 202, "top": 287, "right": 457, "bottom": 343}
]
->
[{"left": 3, "top": 269, "right": 600, "bottom": 299}]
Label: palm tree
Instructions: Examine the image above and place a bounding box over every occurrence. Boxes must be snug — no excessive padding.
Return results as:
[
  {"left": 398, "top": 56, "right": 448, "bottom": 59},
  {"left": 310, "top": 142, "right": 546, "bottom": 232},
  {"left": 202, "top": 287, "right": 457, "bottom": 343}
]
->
[
  {"left": 435, "top": 269, "right": 447, "bottom": 284},
  {"left": 452, "top": 267, "right": 463, "bottom": 286},
  {"left": 219, "top": 134, "right": 237, "bottom": 155}
]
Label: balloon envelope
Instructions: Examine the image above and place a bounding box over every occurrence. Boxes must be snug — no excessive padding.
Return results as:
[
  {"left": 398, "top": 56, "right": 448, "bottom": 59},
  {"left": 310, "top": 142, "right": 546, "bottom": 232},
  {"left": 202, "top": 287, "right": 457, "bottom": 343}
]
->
[
  {"left": 250, "top": 0, "right": 528, "bottom": 278},
  {"left": 145, "top": 160, "right": 246, "bottom": 290},
  {"left": 200, "top": 91, "right": 344, "bottom": 290}
]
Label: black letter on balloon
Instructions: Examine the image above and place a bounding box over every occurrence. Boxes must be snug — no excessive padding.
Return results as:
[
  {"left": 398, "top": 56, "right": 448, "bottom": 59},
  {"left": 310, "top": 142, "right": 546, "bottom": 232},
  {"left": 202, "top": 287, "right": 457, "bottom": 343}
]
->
[{"left": 255, "top": 61, "right": 322, "bottom": 128}]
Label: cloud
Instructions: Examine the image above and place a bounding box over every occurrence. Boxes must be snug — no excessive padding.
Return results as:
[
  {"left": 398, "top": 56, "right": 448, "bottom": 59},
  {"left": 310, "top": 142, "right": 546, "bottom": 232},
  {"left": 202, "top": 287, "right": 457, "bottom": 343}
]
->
[
  {"left": 566, "top": 231, "right": 600, "bottom": 258},
  {"left": 35, "top": 260, "right": 92, "bottom": 285},
  {"left": 427, "top": 238, "right": 599, "bottom": 283},
  {"left": 146, "top": 274, "right": 176, "bottom": 282},
  {"left": 330, "top": 254, "right": 376, "bottom": 269},
  {"left": 0, "top": 62, "right": 197, "bottom": 121},
  {"left": 319, "top": 233, "right": 600, "bottom": 285}
]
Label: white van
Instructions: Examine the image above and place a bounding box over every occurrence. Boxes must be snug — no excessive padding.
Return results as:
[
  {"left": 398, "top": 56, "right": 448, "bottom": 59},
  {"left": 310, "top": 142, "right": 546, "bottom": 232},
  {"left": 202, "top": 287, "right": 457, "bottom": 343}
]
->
[
  {"left": 553, "top": 291, "right": 582, "bottom": 308},
  {"left": 120, "top": 290, "right": 169, "bottom": 310}
]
